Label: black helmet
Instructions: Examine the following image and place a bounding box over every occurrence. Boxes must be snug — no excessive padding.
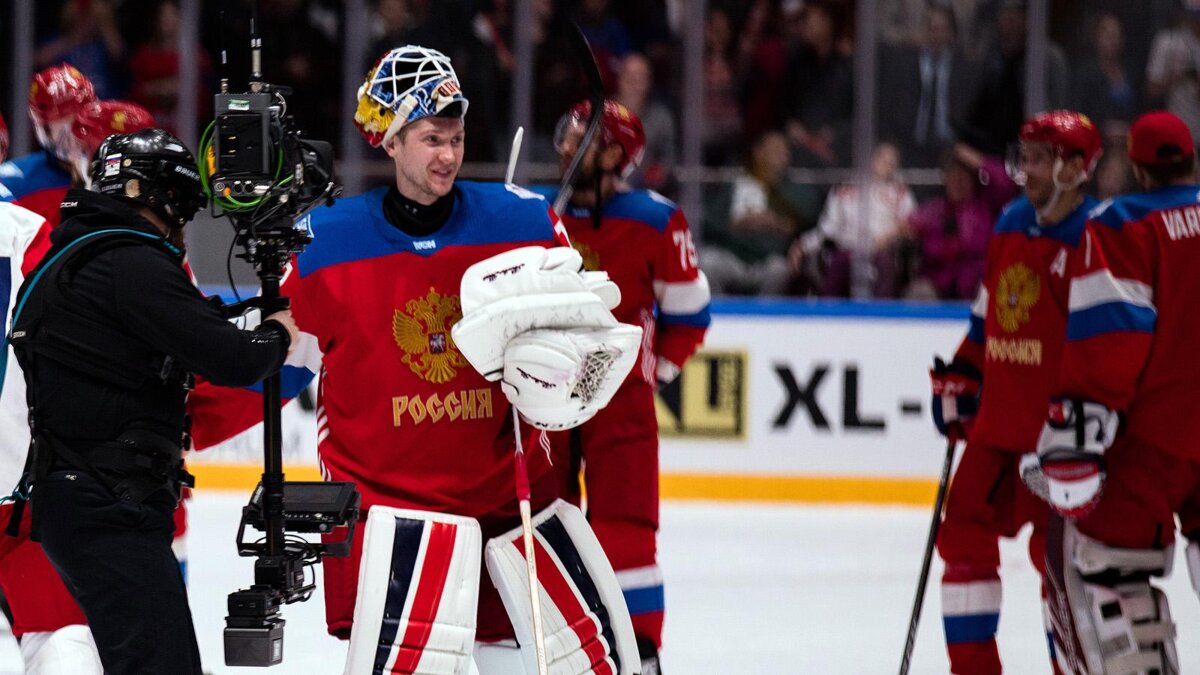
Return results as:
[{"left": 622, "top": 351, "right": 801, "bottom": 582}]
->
[{"left": 90, "top": 128, "right": 206, "bottom": 228}]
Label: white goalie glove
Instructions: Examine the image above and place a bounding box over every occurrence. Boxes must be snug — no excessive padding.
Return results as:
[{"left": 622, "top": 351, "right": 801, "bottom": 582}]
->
[{"left": 452, "top": 246, "right": 643, "bottom": 430}]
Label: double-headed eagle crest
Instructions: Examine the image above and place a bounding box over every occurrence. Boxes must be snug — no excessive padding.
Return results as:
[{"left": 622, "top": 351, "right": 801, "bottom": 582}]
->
[
  {"left": 995, "top": 262, "right": 1040, "bottom": 333},
  {"left": 392, "top": 288, "right": 466, "bottom": 384}
]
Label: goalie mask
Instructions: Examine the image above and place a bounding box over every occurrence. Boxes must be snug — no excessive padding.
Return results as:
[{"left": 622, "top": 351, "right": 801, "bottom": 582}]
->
[
  {"left": 354, "top": 45, "right": 470, "bottom": 148},
  {"left": 91, "top": 128, "right": 206, "bottom": 228}
]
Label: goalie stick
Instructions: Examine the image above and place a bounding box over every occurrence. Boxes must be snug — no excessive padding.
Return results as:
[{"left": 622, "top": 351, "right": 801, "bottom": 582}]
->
[
  {"left": 898, "top": 432, "right": 959, "bottom": 675},
  {"left": 552, "top": 23, "right": 605, "bottom": 217}
]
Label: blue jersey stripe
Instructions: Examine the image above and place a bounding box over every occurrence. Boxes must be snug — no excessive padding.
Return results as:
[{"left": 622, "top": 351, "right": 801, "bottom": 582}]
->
[
  {"left": 1067, "top": 302, "right": 1156, "bottom": 341},
  {"left": 244, "top": 364, "right": 316, "bottom": 398},
  {"left": 622, "top": 585, "right": 665, "bottom": 616},
  {"left": 966, "top": 314, "right": 985, "bottom": 344},
  {"left": 660, "top": 306, "right": 711, "bottom": 328},
  {"left": 943, "top": 612, "right": 1000, "bottom": 644}
]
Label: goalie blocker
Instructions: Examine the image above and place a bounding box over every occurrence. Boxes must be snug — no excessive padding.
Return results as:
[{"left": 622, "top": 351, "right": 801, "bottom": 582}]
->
[{"left": 345, "top": 503, "right": 638, "bottom": 674}]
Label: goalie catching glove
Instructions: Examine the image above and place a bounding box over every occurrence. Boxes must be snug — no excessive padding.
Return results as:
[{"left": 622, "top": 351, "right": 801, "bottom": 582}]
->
[
  {"left": 452, "top": 246, "right": 642, "bottom": 430},
  {"left": 1026, "top": 399, "right": 1120, "bottom": 519}
]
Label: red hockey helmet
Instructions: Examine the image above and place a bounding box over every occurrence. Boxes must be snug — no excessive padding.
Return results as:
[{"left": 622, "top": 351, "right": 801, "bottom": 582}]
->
[
  {"left": 554, "top": 99, "right": 646, "bottom": 177},
  {"left": 28, "top": 64, "right": 96, "bottom": 127},
  {"left": 68, "top": 100, "right": 157, "bottom": 186},
  {"left": 1017, "top": 110, "right": 1103, "bottom": 175},
  {"left": 0, "top": 112, "right": 8, "bottom": 164}
]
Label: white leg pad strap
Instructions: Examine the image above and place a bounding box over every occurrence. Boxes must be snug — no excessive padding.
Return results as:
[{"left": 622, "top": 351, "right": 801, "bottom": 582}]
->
[
  {"left": 19, "top": 625, "right": 103, "bottom": 675},
  {"left": 1187, "top": 540, "right": 1200, "bottom": 597},
  {"left": 345, "top": 507, "right": 482, "bottom": 675},
  {"left": 485, "top": 499, "right": 640, "bottom": 675}
]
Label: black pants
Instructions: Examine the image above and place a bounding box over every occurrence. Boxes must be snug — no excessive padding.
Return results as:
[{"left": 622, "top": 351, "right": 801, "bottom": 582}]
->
[{"left": 32, "top": 470, "right": 202, "bottom": 675}]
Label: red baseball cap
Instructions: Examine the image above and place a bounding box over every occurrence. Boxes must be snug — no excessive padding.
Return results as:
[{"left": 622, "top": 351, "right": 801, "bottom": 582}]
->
[{"left": 1128, "top": 111, "right": 1195, "bottom": 165}]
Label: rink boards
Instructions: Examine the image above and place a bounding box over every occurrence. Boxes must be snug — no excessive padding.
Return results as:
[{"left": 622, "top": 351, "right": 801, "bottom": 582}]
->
[{"left": 190, "top": 299, "right": 969, "bottom": 506}]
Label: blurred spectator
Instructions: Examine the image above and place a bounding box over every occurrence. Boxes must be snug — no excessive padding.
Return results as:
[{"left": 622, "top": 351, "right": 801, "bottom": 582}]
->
[
  {"left": 906, "top": 143, "right": 1017, "bottom": 300},
  {"left": 781, "top": 0, "right": 854, "bottom": 167},
  {"left": 368, "top": 0, "right": 423, "bottom": 66},
  {"left": 962, "top": 0, "right": 1070, "bottom": 155},
  {"left": 791, "top": 142, "right": 916, "bottom": 297},
  {"left": 616, "top": 52, "right": 676, "bottom": 192},
  {"left": 701, "top": 130, "right": 821, "bottom": 295},
  {"left": 260, "top": 0, "right": 339, "bottom": 146},
  {"left": 737, "top": 0, "right": 798, "bottom": 141},
  {"left": 702, "top": 8, "right": 745, "bottom": 165},
  {"left": 1073, "top": 12, "right": 1138, "bottom": 140},
  {"left": 576, "top": 0, "right": 634, "bottom": 77},
  {"left": 36, "top": 0, "right": 126, "bottom": 99},
  {"left": 128, "top": 0, "right": 213, "bottom": 137},
  {"left": 1094, "top": 144, "right": 1134, "bottom": 201},
  {"left": 460, "top": 0, "right": 515, "bottom": 161},
  {"left": 1145, "top": 8, "right": 1200, "bottom": 146},
  {"left": 879, "top": 4, "right": 978, "bottom": 167},
  {"left": 879, "top": 0, "right": 928, "bottom": 46},
  {"left": 532, "top": 0, "right": 590, "bottom": 161}
]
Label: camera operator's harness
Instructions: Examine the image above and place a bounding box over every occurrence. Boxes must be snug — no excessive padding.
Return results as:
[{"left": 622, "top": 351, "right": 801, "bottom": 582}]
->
[{"left": 5, "top": 228, "right": 196, "bottom": 537}]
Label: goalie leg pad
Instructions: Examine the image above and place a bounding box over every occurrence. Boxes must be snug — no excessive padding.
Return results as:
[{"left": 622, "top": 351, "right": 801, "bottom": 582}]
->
[
  {"left": 345, "top": 507, "right": 482, "bottom": 675},
  {"left": 485, "top": 500, "right": 640, "bottom": 675},
  {"left": 1045, "top": 519, "right": 1178, "bottom": 675}
]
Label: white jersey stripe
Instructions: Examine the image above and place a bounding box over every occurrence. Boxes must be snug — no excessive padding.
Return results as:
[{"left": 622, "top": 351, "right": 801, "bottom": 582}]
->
[{"left": 1069, "top": 269, "right": 1155, "bottom": 313}]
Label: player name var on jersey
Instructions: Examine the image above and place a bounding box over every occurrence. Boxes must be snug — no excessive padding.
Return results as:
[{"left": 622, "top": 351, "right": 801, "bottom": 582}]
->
[
  {"left": 986, "top": 337, "right": 1043, "bottom": 366},
  {"left": 1161, "top": 205, "right": 1200, "bottom": 241},
  {"left": 392, "top": 388, "right": 495, "bottom": 427}
]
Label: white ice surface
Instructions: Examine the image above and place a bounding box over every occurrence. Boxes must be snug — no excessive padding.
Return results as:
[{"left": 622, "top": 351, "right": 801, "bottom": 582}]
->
[{"left": 0, "top": 495, "right": 1196, "bottom": 674}]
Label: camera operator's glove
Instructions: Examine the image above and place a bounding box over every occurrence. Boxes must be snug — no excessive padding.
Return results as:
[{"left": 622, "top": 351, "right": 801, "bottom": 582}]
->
[
  {"left": 1031, "top": 399, "right": 1120, "bottom": 519},
  {"left": 930, "top": 356, "right": 981, "bottom": 438},
  {"left": 452, "top": 247, "right": 642, "bottom": 430}
]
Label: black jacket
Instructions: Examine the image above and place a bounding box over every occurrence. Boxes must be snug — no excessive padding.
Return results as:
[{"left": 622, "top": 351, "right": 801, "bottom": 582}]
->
[{"left": 15, "top": 189, "right": 288, "bottom": 447}]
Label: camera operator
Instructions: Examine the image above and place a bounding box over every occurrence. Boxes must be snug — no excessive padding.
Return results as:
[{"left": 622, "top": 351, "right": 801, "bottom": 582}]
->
[{"left": 10, "top": 128, "right": 298, "bottom": 675}]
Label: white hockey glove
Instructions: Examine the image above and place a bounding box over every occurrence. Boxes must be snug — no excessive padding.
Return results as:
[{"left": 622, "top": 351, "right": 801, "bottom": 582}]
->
[
  {"left": 501, "top": 325, "right": 643, "bottom": 430},
  {"left": 1035, "top": 399, "right": 1120, "bottom": 519},
  {"left": 452, "top": 246, "right": 622, "bottom": 380}
]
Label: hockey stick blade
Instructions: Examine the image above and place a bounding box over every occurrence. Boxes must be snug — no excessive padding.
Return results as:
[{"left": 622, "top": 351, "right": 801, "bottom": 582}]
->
[
  {"left": 552, "top": 22, "right": 605, "bottom": 216},
  {"left": 898, "top": 434, "right": 958, "bottom": 675}
]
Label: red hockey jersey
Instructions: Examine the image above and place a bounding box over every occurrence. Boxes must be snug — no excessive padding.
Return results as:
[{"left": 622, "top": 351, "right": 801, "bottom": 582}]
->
[
  {"left": 190, "top": 181, "right": 568, "bottom": 515},
  {"left": 531, "top": 186, "right": 711, "bottom": 383},
  {"left": 1057, "top": 185, "right": 1200, "bottom": 461},
  {"left": 955, "top": 194, "right": 1098, "bottom": 452}
]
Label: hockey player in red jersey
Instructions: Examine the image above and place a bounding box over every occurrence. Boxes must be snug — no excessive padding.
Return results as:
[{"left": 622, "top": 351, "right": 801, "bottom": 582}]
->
[
  {"left": 930, "top": 111, "right": 1102, "bottom": 674},
  {"left": 190, "top": 46, "right": 645, "bottom": 674},
  {"left": 533, "top": 99, "right": 711, "bottom": 674},
  {"left": 1028, "top": 110, "right": 1200, "bottom": 673},
  {"left": 0, "top": 65, "right": 96, "bottom": 224},
  {"left": 0, "top": 202, "right": 100, "bottom": 673}
]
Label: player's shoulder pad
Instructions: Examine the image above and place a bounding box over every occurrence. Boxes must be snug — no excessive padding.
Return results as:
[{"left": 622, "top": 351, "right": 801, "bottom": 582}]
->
[
  {"left": 600, "top": 189, "right": 678, "bottom": 233},
  {"left": 296, "top": 187, "right": 393, "bottom": 276},
  {"left": 1090, "top": 184, "right": 1200, "bottom": 232},
  {"left": 452, "top": 180, "right": 557, "bottom": 245},
  {"left": 993, "top": 195, "right": 1035, "bottom": 235},
  {"left": 0, "top": 153, "right": 60, "bottom": 200},
  {"left": 527, "top": 184, "right": 559, "bottom": 203}
]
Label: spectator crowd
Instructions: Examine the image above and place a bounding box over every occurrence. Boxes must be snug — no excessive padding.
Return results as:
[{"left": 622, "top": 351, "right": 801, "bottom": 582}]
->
[{"left": 11, "top": 0, "right": 1200, "bottom": 300}]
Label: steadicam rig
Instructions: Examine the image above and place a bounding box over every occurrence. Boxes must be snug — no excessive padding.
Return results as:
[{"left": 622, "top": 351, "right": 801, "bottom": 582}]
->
[{"left": 207, "top": 5, "right": 357, "bottom": 668}]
